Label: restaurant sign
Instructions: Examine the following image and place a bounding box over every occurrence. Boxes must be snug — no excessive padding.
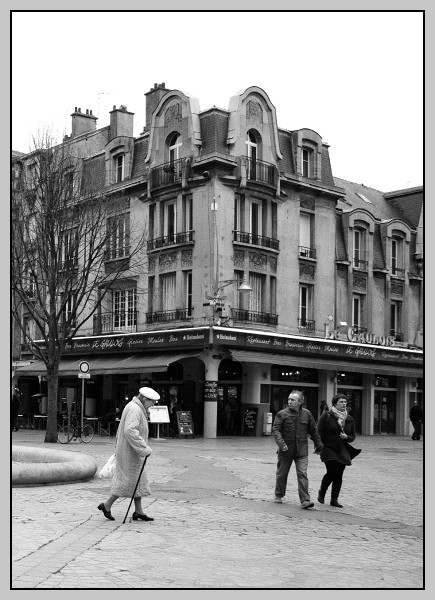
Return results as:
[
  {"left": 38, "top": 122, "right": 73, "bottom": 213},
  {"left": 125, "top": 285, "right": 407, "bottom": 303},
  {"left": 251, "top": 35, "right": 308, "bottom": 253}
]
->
[{"left": 326, "top": 327, "right": 396, "bottom": 347}]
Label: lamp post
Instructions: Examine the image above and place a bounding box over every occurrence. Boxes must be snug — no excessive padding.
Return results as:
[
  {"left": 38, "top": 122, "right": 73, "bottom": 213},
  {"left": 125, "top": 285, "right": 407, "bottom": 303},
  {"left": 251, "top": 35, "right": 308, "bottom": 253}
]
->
[{"left": 204, "top": 275, "right": 252, "bottom": 325}]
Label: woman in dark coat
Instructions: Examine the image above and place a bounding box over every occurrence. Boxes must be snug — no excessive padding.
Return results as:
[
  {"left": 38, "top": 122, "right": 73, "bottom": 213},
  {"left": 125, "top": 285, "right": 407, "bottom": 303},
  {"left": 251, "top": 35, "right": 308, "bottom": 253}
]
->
[{"left": 316, "top": 393, "right": 360, "bottom": 508}]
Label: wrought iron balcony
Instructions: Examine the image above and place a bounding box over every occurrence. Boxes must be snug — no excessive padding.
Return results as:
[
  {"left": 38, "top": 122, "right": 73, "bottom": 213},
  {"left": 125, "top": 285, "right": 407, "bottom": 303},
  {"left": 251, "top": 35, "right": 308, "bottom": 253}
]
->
[
  {"left": 353, "top": 258, "right": 368, "bottom": 271},
  {"left": 105, "top": 246, "right": 130, "bottom": 261},
  {"left": 146, "top": 309, "right": 191, "bottom": 324},
  {"left": 231, "top": 308, "right": 278, "bottom": 325},
  {"left": 93, "top": 311, "right": 138, "bottom": 335},
  {"left": 242, "top": 156, "right": 277, "bottom": 186},
  {"left": 150, "top": 158, "right": 185, "bottom": 190},
  {"left": 233, "top": 230, "right": 279, "bottom": 251},
  {"left": 391, "top": 267, "right": 405, "bottom": 278},
  {"left": 298, "top": 318, "right": 315, "bottom": 330},
  {"left": 299, "top": 246, "right": 317, "bottom": 259},
  {"left": 147, "top": 230, "right": 194, "bottom": 251}
]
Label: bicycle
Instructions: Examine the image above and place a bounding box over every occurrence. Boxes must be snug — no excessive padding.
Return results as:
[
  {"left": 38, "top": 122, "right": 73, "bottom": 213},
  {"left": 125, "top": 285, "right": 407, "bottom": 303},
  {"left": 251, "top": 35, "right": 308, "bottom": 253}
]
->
[{"left": 58, "top": 418, "right": 94, "bottom": 444}]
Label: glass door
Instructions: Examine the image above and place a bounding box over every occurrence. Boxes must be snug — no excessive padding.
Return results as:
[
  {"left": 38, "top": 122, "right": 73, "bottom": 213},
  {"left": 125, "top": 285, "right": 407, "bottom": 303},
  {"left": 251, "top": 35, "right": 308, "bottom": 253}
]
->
[{"left": 374, "top": 391, "right": 396, "bottom": 434}]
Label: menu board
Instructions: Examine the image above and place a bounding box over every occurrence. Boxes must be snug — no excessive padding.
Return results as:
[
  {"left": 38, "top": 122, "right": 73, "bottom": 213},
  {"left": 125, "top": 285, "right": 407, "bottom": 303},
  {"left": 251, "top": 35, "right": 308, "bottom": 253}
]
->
[
  {"left": 176, "top": 411, "right": 194, "bottom": 437},
  {"left": 204, "top": 381, "right": 218, "bottom": 402},
  {"left": 148, "top": 405, "right": 170, "bottom": 423},
  {"left": 242, "top": 407, "right": 258, "bottom": 436}
]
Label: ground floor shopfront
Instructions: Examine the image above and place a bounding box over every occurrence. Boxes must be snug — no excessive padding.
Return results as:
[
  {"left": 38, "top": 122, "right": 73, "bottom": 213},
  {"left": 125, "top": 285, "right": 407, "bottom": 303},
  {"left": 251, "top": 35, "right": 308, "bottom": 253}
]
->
[{"left": 14, "top": 326, "right": 423, "bottom": 438}]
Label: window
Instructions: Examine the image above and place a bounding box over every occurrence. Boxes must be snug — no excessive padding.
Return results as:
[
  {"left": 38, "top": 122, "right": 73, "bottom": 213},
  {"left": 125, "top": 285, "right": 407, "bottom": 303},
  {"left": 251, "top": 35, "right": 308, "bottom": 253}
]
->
[
  {"left": 61, "top": 292, "right": 78, "bottom": 327},
  {"left": 22, "top": 315, "right": 36, "bottom": 346},
  {"left": 107, "top": 214, "right": 129, "bottom": 260},
  {"left": 185, "top": 271, "right": 193, "bottom": 316},
  {"left": 114, "top": 154, "right": 125, "bottom": 183},
  {"left": 391, "top": 236, "right": 404, "bottom": 276},
  {"left": 60, "top": 229, "right": 78, "bottom": 270},
  {"left": 23, "top": 264, "right": 36, "bottom": 298},
  {"left": 299, "top": 284, "right": 314, "bottom": 328},
  {"left": 149, "top": 204, "right": 155, "bottom": 240},
  {"left": 390, "top": 301, "right": 402, "bottom": 339},
  {"left": 353, "top": 228, "right": 367, "bottom": 269},
  {"left": 183, "top": 196, "right": 193, "bottom": 233},
  {"left": 250, "top": 201, "right": 260, "bottom": 244},
  {"left": 148, "top": 276, "right": 155, "bottom": 313},
  {"left": 299, "top": 212, "right": 315, "bottom": 257},
  {"left": 234, "top": 195, "right": 245, "bottom": 232},
  {"left": 270, "top": 276, "right": 277, "bottom": 315},
  {"left": 169, "top": 133, "right": 181, "bottom": 163},
  {"left": 249, "top": 273, "right": 265, "bottom": 314},
  {"left": 113, "top": 289, "right": 137, "bottom": 331},
  {"left": 64, "top": 170, "right": 74, "bottom": 199},
  {"left": 161, "top": 273, "right": 176, "bottom": 312},
  {"left": 271, "top": 202, "right": 277, "bottom": 239},
  {"left": 163, "top": 201, "right": 177, "bottom": 242},
  {"left": 246, "top": 131, "right": 258, "bottom": 179},
  {"left": 302, "top": 148, "right": 313, "bottom": 178},
  {"left": 352, "top": 295, "right": 365, "bottom": 331}
]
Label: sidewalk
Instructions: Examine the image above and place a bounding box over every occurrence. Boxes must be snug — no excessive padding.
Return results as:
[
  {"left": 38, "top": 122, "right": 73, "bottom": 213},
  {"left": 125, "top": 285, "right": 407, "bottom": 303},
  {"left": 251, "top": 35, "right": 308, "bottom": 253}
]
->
[{"left": 12, "top": 430, "right": 424, "bottom": 589}]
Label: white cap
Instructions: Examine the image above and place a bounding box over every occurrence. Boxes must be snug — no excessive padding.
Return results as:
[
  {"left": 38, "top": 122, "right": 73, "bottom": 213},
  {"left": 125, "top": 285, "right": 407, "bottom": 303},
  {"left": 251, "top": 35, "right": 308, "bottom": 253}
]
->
[{"left": 139, "top": 387, "right": 160, "bottom": 401}]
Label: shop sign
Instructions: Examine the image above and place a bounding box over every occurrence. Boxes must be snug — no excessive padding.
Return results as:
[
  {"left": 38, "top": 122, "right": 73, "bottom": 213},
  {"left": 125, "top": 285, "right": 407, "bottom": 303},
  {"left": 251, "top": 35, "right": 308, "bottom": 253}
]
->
[{"left": 325, "top": 327, "right": 396, "bottom": 347}]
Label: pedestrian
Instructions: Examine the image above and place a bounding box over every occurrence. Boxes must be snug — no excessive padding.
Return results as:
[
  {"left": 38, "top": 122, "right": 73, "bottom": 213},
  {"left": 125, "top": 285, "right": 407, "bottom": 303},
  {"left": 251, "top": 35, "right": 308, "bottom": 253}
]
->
[
  {"left": 98, "top": 387, "right": 160, "bottom": 522},
  {"left": 409, "top": 400, "right": 423, "bottom": 440},
  {"left": 11, "top": 389, "right": 21, "bottom": 432},
  {"left": 272, "top": 390, "right": 323, "bottom": 509},
  {"left": 316, "top": 393, "right": 361, "bottom": 508},
  {"left": 319, "top": 400, "right": 329, "bottom": 415}
]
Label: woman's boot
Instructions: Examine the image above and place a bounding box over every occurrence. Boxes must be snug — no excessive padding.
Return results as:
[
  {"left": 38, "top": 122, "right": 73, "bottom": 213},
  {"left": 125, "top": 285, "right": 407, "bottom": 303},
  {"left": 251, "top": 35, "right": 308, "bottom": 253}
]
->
[
  {"left": 330, "top": 481, "right": 343, "bottom": 507},
  {"left": 317, "top": 477, "right": 329, "bottom": 504}
]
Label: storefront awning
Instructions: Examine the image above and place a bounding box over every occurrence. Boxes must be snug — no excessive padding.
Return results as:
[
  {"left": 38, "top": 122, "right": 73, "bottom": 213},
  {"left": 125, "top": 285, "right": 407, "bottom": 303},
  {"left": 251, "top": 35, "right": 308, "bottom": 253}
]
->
[
  {"left": 229, "top": 350, "right": 423, "bottom": 378},
  {"left": 14, "top": 352, "right": 200, "bottom": 377}
]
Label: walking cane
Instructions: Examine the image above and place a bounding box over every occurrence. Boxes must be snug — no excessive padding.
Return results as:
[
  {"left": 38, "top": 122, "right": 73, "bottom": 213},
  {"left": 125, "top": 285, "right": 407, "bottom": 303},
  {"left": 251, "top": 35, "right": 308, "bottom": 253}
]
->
[{"left": 123, "top": 454, "right": 149, "bottom": 524}]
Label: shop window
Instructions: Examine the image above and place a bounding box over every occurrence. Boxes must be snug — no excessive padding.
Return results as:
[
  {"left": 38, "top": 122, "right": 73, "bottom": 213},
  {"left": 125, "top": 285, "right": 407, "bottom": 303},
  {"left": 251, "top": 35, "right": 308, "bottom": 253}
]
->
[
  {"left": 153, "top": 362, "right": 183, "bottom": 382},
  {"left": 336, "top": 372, "right": 363, "bottom": 386},
  {"left": 374, "top": 375, "right": 397, "bottom": 388},
  {"left": 271, "top": 365, "right": 318, "bottom": 383},
  {"left": 218, "top": 359, "right": 243, "bottom": 380}
]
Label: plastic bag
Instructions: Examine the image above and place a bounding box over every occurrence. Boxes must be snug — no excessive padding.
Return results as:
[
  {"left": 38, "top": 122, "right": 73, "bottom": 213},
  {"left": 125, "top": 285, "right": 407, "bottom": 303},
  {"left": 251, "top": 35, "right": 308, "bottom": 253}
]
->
[{"left": 99, "top": 454, "right": 116, "bottom": 479}]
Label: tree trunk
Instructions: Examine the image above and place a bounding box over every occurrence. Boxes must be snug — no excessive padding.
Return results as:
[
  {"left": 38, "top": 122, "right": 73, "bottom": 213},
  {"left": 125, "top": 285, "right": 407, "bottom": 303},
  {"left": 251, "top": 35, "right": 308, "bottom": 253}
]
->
[{"left": 44, "top": 365, "right": 59, "bottom": 443}]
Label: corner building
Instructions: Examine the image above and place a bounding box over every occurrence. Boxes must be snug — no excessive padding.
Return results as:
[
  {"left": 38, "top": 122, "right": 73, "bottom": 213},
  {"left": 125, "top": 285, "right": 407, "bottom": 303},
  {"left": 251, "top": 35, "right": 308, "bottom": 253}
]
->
[{"left": 14, "top": 83, "right": 423, "bottom": 438}]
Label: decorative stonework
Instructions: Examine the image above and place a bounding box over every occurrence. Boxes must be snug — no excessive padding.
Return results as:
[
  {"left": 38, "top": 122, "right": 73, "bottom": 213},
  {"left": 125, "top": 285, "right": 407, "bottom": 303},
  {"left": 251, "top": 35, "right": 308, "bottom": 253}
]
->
[
  {"left": 164, "top": 103, "right": 182, "bottom": 127},
  {"left": 249, "top": 252, "right": 267, "bottom": 270},
  {"left": 159, "top": 252, "right": 178, "bottom": 271},
  {"left": 391, "top": 281, "right": 404, "bottom": 297},
  {"left": 246, "top": 100, "right": 263, "bottom": 127},
  {"left": 353, "top": 275, "right": 367, "bottom": 291},
  {"left": 269, "top": 256, "right": 277, "bottom": 274},
  {"left": 299, "top": 263, "right": 315, "bottom": 280},
  {"left": 300, "top": 195, "right": 315, "bottom": 210},
  {"left": 233, "top": 250, "right": 245, "bottom": 268},
  {"left": 181, "top": 250, "right": 193, "bottom": 267}
]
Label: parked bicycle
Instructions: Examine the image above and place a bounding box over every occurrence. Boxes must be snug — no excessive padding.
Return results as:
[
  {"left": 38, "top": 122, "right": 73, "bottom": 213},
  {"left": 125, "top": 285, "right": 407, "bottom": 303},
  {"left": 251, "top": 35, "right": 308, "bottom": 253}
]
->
[{"left": 58, "top": 417, "right": 94, "bottom": 444}]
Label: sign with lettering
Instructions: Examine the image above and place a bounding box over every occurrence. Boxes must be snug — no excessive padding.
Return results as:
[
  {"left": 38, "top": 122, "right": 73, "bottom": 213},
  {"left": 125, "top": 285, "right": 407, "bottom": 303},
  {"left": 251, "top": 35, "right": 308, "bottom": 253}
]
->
[
  {"left": 176, "top": 411, "right": 194, "bottom": 437},
  {"left": 204, "top": 381, "right": 218, "bottom": 402},
  {"left": 148, "top": 405, "right": 170, "bottom": 423},
  {"left": 326, "top": 327, "right": 396, "bottom": 347},
  {"left": 242, "top": 407, "right": 258, "bottom": 436}
]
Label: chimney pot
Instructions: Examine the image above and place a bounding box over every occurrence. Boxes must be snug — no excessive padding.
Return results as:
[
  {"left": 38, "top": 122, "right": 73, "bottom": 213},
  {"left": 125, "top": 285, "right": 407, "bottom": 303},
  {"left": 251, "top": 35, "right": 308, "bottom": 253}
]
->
[
  {"left": 78, "top": 108, "right": 81, "bottom": 112},
  {"left": 75, "top": 106, "right": 77, "bottom": 112},
  {"left": 154, "top": 83, "right": 157, "bottom": 89},
  {"left": 162, "top": 83, "right": 165, "bottom": 87},
  {"left": 86, "top": 109, "right": 89, "bottom": 114},
  {"left": 90, "top": 110, "right": 93, "bottom": 115}
]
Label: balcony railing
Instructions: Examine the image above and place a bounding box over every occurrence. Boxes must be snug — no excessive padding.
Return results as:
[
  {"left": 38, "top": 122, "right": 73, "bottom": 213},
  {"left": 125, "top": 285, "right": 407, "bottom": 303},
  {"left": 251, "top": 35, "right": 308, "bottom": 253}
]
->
[
  {"left": 146, "top": 309, "right": 191, "bottom": 324},
  {"left": 233, "top": 230, "right": 279, "bottom": 251},
  {"left": 391, "top": 267, "right": 405, "bottom": 278},
  {"left": 150, "top": 158, "right": 185, "bottom": 190},
  {"left": 147, "top": 230, "right": 194, "bottom": 251},
  {"left": 353, "top": 258, "right": 368, "bottom": 271},
  {"left": 298, "top": 318, "right": 315, "bottom": 330},
  {"left": 243, "top": 156, "right": 277, "bottom": 186},
  {"left": 299, "top": 246, "right": 317, "bottom": 259},
  {"left": 231, "top": 308, "right": 278, "bottom": 325},
  {"left": 59, "top": 259, "right": 78, "bottom": 271},
  {"left": 93, "top": 311, "right": 137, "bottom": 335},
  {"left": 105, "top": 247, "right": 130, "bottom": 261}
]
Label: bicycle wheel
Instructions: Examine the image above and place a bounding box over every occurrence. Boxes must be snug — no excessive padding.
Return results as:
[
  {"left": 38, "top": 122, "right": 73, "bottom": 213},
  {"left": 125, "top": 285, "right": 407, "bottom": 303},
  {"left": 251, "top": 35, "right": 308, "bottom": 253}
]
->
[
  {"left": 81, "top": 424, "right": 94, "bottom": 443},
  {"left": 58, "top": 425, "right": 74, "bottom": 444}
]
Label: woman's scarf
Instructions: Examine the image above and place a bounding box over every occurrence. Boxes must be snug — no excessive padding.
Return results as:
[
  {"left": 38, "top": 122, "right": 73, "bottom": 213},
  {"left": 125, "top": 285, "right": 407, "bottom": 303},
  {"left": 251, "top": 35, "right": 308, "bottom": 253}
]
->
[{"left": 330, "top": 405, "right": 348, "bottom": 429}]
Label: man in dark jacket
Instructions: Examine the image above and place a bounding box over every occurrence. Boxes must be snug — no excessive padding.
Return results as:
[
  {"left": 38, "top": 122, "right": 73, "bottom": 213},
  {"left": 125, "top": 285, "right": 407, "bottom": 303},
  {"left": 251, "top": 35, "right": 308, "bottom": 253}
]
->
[
  {"left": 273, "top": 390, "right": 323, "bottom": 509},
  {"left": 409, "top": 400, "right": 423, "bottom": 440}
]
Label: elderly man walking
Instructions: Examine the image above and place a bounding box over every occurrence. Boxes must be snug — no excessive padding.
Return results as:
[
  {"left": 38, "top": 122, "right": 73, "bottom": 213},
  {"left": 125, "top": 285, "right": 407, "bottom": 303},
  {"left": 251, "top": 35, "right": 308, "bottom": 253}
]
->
[{"left": 273, "top": 390, "right": 323, "bottom": 509}]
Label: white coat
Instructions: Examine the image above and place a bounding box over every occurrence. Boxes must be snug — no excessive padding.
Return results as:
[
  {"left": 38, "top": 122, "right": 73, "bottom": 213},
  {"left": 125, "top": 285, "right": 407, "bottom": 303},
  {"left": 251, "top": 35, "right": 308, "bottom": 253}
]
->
[{"left": 110, "top": 396, "right": 152, "bottom": 498}]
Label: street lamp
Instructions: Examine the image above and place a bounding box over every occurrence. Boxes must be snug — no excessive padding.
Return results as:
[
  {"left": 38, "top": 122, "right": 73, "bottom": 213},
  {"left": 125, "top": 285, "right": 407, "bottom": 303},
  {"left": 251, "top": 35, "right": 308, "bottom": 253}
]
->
[{"left": 204, "top": 275, "right": 252, "bottom": 324}]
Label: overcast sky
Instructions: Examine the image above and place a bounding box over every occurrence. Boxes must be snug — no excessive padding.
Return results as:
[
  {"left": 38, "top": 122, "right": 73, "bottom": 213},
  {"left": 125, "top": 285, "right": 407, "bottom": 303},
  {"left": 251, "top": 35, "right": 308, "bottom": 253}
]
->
[{"left": 12, "top": 10, "right": 423, "bottom": 193}]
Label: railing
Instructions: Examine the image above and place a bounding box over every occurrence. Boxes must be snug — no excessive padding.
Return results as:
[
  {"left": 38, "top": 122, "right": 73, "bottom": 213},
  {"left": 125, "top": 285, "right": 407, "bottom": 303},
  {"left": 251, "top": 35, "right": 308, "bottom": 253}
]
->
[
  {"left": 59, "top": 259, "right": 78, "bottom": 271},
  {"left": 298, "top": 318, "right": 315, "bottom": 330},
  {"left": 391, "top": 267, "right": 405, "bottom": 278},
  {"left": 231, "top": 308, "right": 278, "bottom": 325},
  {"left": 353, "top": 258, "right": 368, "bottom": 270},
  {"left": 150, "top": 158, "right": 185, "bottom": 189},
  {"left": 147, "top": 230, "right": 194, "bottom": 251},
  {"left": 93, "top": 311, "right": 138, "bottom": 334},
  {"left": 105, "top": 247, "right": 130, "bottom": 261},
  {"left": 233, "top": 230, "right": 279, "bottom": 251},
  {"left": 299, "top": 246, "right": 317, "bottom": 259},
  {"left": 146, "top": 309, "right": 191, "bottom": 324},
  {"left": 243, "top": 156, "right": 277, "bottom": 186}
]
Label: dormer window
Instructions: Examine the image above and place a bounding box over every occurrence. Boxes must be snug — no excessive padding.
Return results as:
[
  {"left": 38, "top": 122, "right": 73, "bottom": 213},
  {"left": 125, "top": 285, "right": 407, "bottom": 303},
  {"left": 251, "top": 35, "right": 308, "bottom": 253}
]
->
[
  {"left": 302, "top": 147, "right": 313, "bottom": 178},
  {"left": 391, "top": 236, "right": 404, "bottom": 276},
  {"left": 168, "top": 133, "right": 182, "bottom": 163},
  {"left": 115, "top": 154, "right": 125, "bottom": 183},
  {"left": 354, "top": 228, "right": 368, "bottom": 270}
]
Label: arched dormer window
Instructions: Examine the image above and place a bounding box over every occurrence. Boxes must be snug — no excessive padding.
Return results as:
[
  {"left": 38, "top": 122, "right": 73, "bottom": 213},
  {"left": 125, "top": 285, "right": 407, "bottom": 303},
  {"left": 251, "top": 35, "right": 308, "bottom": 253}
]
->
[
  {"left": 246, "top": 130, "right": 262, "bottom": 180},
  {"left": 168, "top": 133, "right": 182, "bottom": 164}
]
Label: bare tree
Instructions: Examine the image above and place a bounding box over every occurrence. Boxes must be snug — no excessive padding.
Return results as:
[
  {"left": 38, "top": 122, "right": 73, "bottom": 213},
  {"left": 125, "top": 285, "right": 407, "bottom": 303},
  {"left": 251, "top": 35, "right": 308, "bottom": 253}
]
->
[{"left": 12, "top": 131, "right": 147, "bottom": 442}]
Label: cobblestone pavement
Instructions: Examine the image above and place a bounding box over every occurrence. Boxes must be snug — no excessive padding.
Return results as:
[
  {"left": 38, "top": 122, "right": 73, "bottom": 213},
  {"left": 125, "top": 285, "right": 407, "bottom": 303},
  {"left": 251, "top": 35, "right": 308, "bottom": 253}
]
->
[{"left": 11, "top": 429, "right": 424, "bottom": 589}]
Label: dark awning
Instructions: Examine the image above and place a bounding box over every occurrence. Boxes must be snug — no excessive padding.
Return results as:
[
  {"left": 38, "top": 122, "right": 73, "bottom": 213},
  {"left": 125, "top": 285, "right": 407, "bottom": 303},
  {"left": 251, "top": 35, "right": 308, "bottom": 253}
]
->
[
  {"left": 229, "top": 349, "right": 423, "bottom": 378},
  {"left": 14, "top": 352, "right": 200, "bottom": 377}
]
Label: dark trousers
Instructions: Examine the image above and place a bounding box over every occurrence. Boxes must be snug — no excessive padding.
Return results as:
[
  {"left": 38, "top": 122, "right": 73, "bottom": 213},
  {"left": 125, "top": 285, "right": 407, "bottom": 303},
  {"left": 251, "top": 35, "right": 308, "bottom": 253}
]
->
[
  {"left": 319, "top": 460, "right": 346, "bottom": 500},
  {"left": 411, "top": 420, "right": 422, "bottom": 440}
]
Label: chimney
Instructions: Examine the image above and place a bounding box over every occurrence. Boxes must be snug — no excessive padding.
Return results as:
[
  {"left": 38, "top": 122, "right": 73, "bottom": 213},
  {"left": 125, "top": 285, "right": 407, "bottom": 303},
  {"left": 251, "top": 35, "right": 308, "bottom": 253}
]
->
[
  {"left": 109, "top": 105, "right": 135, "bottom": 141},
  {"left": 144, "top": 82, "right": 169, "bottom": 132},
  {"left": 71, "top": 107, "right": 98, "bottom": 138}
]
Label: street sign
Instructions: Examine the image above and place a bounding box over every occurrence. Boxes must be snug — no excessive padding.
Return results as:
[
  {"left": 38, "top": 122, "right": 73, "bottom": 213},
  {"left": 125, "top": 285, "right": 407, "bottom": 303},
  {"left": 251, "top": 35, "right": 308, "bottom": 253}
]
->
[
  {"left": 79, "top": 361, "right": 90, "bottom": 373},
  {"left": 78, "top": 373, "right": 91, "bottom": 379}
]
